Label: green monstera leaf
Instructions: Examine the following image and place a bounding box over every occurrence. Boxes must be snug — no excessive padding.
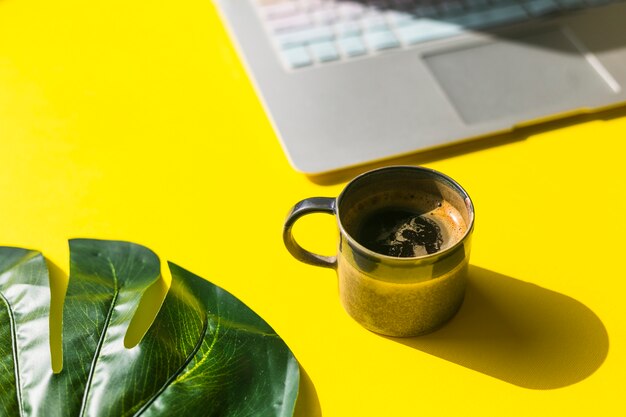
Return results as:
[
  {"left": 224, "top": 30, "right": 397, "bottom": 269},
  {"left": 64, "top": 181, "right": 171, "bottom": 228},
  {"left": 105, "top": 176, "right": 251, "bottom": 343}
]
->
[{"left": 0, "top": 239, "right": 299, "bottom": 417}]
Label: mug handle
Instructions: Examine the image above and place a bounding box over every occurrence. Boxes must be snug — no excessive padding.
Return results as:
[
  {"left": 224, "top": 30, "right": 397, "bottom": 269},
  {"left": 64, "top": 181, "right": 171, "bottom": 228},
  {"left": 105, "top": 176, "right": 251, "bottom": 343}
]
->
[{"left": 283, "top": 197, "right": 337, "bottom": 269}]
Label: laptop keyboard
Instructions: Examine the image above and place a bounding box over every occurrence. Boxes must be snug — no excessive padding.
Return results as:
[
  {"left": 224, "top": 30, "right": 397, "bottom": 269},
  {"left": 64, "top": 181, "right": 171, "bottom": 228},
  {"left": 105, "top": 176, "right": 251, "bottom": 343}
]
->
[{"left": 255, "top": 0, "right": 619, "bottom": 70}]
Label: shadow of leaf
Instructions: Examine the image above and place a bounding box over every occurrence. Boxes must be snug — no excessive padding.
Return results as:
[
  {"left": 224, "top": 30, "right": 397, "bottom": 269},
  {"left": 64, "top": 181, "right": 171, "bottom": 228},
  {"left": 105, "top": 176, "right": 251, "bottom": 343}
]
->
[
  {"left": 388, "top": 266, "right": 608, "bottom": 389},
  {"left": 45, "top": 260, "right": 68, "bottom": 373},
  {"left": 294, "top": 365, "right": 322, "bottom": 417}
]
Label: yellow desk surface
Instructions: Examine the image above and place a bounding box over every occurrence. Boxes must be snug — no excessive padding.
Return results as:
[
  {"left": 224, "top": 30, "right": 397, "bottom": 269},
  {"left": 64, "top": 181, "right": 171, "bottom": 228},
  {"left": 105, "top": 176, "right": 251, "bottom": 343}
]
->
[{"left": 1, "top": 1, "right": 625, "bottom": 416}]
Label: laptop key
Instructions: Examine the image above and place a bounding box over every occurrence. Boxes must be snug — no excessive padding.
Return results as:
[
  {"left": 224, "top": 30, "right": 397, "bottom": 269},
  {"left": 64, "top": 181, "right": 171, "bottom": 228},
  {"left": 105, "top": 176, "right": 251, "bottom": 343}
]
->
[
  {"left": 267, "top": 13, "right": 311, "bottom": 33},
  {"left": 386, "top": 10, "right": 415, "bottom": 27},
  {"left": 361, "top": 14, "right": 390, "bottom": 32},
  {"left": 336, "top": 2, "right": 366, "bottom": 19},
  {"left": 557, "top": 0, "right": 584, "bottom": 8},
  {"left": 395, "top": 19, "right": 462, "bottom": 45},
  {"left": 414, "top": 4, "right": 439, "bottom": 18},
  {"left": 337, "top": 35, "right": 368, "bottom": 57},
  {"left": 444, "top": 5, "right": 528, "bottom": 29},
  {"left": 490, "top": 0, "right": 521, "bottom": 6},
  {"left": 309, "top": 41, "right": 341, "bottom": 62},
  {"left": 334, "top": 20, "right": 362, "bottom": 37},
  {"left": 299, "top": 0, "right": 325, "bottom": 10},
  {"left": 524, "top": 0, "right": 560, "bottom": 15},
  {"left": 281, "top": 46, "right": 313, "bottom": 68},
  {"left": 261, "top": 1, "right": 299, "bottom": 19},
  {"left": 311, "top": 7, "right": 337, "bottom": 24},
  {"left": 585, "top": 0, "right": 613, "bottom": 5},
  {"left": 275, "top": 25, "right": 334, "bottom": 48},
  {"left": 369, "top": 0, "right": 390, "bottom": 9},
  {"left": 464, "top": 0, "right": 490, "bottom": 9},
  {"left": 390, "top": 0, "right": 417, "bottom": 9},
  {"left": 438, "top": 0, "right": 465, "bottom": 16},
  {"left": 363, "top": 29, "right": 401, "bottom": 51}
]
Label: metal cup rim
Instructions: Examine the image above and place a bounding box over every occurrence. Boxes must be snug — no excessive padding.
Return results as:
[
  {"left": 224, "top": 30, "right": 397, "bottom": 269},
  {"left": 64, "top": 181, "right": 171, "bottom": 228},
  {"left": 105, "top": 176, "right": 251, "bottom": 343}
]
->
[{"left": 335, "top": 165, "right": 475, "bottom": 264}]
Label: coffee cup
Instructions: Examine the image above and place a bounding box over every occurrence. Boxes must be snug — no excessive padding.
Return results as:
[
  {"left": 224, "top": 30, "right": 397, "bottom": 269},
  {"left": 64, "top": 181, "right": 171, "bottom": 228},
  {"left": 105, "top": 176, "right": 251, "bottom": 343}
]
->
[{"left": 283, "top": 166, "right": 475, "bottom": 337}]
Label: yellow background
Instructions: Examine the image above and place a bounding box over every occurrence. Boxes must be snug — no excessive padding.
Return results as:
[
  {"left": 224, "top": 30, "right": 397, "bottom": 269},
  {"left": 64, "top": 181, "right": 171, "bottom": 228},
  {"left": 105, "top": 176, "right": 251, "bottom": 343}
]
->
[{"left": 1, "top": 0, "right": 625, "bottom": 415}]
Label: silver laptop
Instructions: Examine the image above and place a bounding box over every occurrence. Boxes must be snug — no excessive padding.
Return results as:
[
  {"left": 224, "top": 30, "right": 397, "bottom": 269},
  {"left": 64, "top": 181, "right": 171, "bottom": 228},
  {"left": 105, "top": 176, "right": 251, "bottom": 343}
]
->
[{"left": 214, "top": 0, "right": 626, "bottom": 174}]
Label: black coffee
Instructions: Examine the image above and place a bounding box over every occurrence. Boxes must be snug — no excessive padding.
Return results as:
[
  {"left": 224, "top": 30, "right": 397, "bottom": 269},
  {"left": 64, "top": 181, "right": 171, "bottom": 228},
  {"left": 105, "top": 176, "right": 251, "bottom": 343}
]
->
[
  {"left": 347, "top": 194, "right": 467, "bottom": 257},
  {"left": 357, "top": 208, "right": 444, "bottom": 257}
]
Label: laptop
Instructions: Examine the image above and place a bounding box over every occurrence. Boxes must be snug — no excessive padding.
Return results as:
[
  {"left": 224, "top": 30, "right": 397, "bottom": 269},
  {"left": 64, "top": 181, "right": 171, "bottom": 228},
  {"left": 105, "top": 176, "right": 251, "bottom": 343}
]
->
[{"left": 213, "top": 0, "right": 626, "bottom": 174}]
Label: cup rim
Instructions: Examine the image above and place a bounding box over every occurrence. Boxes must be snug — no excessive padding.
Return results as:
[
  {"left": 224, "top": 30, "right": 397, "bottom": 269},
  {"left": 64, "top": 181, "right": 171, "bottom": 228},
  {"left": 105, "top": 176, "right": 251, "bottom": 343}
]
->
[{"left": 335, "top": 165, "right": 475, "bottom": 263}]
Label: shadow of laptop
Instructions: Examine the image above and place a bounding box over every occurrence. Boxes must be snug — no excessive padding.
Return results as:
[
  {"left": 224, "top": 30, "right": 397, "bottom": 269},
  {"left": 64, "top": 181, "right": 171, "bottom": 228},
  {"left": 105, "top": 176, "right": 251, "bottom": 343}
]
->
[{"left": 337, "top": 0, "right": 626, "bottom": 55}]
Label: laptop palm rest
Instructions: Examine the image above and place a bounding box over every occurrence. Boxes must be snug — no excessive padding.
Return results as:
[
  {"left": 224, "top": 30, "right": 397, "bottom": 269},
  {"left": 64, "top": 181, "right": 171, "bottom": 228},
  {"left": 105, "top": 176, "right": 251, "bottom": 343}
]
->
[{"left": 424, "top": 27, "right": 620, "bottom": 125}]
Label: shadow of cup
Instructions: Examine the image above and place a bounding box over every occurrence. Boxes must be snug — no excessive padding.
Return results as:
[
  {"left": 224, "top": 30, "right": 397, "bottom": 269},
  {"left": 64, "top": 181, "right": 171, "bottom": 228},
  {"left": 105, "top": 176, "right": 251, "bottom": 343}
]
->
[{"left": 388, "top": 266, "right": 608, "bottom": 389}]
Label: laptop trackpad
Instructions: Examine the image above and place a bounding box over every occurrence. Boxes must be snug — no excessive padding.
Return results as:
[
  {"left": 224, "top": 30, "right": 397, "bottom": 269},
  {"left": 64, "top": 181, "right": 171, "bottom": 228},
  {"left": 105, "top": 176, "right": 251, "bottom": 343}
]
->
[{"left": 424, "top": 28, "right": 619, "bottom": 125}]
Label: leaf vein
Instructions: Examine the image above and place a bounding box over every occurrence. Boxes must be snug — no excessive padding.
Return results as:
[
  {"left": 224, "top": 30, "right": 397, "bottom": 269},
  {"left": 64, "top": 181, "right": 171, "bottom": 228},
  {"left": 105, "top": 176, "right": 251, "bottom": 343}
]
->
[
  {"left": 78, "top": 259, "right": 120, "bottom": 417},
  {"left": 0, "top": 291, "right": 24, "bottom": 417},
  {"left": 174, "top": 317, "right": 221, "bottom": 385}
]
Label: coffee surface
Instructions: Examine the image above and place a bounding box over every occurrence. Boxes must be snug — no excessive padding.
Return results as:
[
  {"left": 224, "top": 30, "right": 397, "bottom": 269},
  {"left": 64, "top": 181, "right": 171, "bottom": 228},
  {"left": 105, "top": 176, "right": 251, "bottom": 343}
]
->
[
  {"left": 359, "top": 209, "right": 443, "bottom": 256},
  {"left": 351, "top": 196, "right": 467, "bottom": 257}
]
